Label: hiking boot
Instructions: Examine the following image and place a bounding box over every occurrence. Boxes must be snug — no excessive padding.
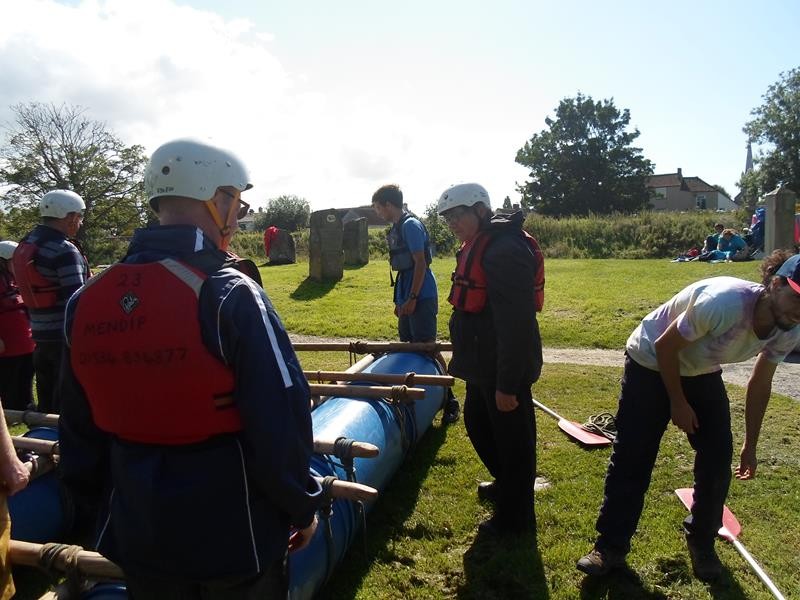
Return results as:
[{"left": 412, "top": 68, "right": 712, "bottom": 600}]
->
[
  {"left": 576, "top": 547, "right": 626, "bottom": 576},
  {"left": 686, "top": 535, "right": 723, "bottom": 582},
  {"left": 477, "top": 481, "right": 497, "bottom": 503},
  {"left": 441, "top": 399, "right": 460, "bottom": 424}
]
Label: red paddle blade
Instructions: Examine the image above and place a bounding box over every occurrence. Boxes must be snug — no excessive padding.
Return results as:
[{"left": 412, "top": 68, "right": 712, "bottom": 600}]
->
[
  {"left": 721, "top": 505, "right": 741, "bottom": 541},
  {"left": 675, "top": 488, "right": 741, "bottom": 541},
  {"left": 558, "top": 419, "right": 612, "bottom": 446}
]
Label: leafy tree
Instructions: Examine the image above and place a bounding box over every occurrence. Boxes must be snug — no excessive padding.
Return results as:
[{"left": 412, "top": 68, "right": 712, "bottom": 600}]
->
[
  {"left": 422, "top": 202, "right": 457, "bottom": 257},
  {"left": 0, "top": 102, "right": 149, "bottom": 262},
  {"left": 502, "top": 196, "right": 512, "bottom": 209},
  {"left": 254, "top": 195, "right": 310, "bottom": 232},
  {"left": 515, "top": 93, "right": 654, "bottom": 216},
  {"left": 743, "top": 67, "right": 800, "bottom": 196}
]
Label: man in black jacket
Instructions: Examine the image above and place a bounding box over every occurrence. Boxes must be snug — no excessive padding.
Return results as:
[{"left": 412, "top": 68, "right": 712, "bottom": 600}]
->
[{"left": 437, "top": 183, "right": 543, "bottom": 536}]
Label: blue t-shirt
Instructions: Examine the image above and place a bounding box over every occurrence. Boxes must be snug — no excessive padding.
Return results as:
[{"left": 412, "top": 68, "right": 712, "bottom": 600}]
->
[{"left": 394, "top": 216, "right": 437, "bottom": 305}]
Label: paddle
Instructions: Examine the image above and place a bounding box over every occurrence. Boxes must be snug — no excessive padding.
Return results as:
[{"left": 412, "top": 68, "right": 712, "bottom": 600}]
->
[
  {"left": 12, "top": 434, "right": 380, "bottom": 461},
  {"left": 531, "top": 399, "right": 611, "bottom": 446},
  {"left": 675, "top": 488, "right": 786, "bottom": 600}
]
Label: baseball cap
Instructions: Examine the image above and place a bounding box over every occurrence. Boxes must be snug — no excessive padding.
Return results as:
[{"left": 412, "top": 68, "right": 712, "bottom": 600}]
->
[{"left": 776, "top": 254, "right": 800, "bottom": 294}]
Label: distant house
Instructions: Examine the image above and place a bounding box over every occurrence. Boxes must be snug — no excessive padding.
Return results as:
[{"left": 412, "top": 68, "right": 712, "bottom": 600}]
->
[
  {"left": 237, "top": 210, "right": 257, "bottom": 231},
  {"left": 646, "top": 168, "right": 737, "bottom": 211}
]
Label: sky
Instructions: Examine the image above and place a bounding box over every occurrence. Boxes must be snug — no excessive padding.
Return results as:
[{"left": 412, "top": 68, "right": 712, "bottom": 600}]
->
[{"left": 0, "top": 0, "right": 798, "bottom": 215}]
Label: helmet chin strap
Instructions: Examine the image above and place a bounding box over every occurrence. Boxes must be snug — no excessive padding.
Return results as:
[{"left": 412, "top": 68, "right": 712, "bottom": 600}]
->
[{"left": 205, "top": 199, "right": 237, "bottom": 251}]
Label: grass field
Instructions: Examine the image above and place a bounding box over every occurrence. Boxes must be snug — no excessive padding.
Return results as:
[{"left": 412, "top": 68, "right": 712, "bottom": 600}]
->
[{"left": 11, "top": 258, "right": 799, "bottom": 600}]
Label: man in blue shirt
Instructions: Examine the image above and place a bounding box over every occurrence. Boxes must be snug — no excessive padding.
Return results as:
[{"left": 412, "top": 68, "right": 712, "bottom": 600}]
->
[{"left": 372, "top": 184, "right": 459, "bottom": 424}]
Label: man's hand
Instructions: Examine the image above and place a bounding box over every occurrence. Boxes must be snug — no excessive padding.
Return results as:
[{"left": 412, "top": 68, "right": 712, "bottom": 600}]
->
[
  {"left": 495, "top": 390, "right": 518, "bottom": 412},
  {"left": 397, "top": 298, "right": 416, "bottom": 317},
  {"left": 734, "top": 445, "right": 757, "bottom": 480},
  {"left": 288, "top": 514, "right": 318, "bottom": 553},
  {"left": 1, "top": 455, "right": 30, "bottom": 496},
  {"left": 670, "top": 398, "right": 698, "bottom": 434}
]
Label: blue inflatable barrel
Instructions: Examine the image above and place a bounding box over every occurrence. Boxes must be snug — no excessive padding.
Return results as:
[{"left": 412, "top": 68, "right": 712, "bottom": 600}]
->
[
  {"left": 8, "top": 427, "right": 66, "bottom": 543},
  {"left": 289, "top": 351, "right": 446, "bottom": 599}
]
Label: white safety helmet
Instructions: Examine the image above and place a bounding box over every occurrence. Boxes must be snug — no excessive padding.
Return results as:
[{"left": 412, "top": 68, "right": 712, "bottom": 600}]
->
[
  {"left": 39, "top": 190, "right": 86, "bottom": 219},
  {"left": 0, "top": 240, "right": 18, "bottom": 260},
  {"left": 144, "top": 138, "right": 253, "bottom": 210},
  {"left": 437, "top": 183, "right": 491, "bottom": 215}
]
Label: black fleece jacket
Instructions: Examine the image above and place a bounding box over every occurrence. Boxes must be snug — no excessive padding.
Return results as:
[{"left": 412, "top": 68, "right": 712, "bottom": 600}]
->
[{"left": 447, "top": 210, "right": 543, "bottom": 392}]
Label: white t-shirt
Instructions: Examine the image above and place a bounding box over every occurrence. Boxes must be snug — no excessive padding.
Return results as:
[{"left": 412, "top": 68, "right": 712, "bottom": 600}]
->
[{"left": 626, "top": 277, "right": 800, "bottom": 376}]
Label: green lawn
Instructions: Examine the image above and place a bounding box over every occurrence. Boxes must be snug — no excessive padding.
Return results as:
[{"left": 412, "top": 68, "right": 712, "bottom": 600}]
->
[
  {"left": 12, "top": 258, "right": 798, "bottom": 600},
  {"left": 261, "top": 258, "right": 761, "bottom": 348}
]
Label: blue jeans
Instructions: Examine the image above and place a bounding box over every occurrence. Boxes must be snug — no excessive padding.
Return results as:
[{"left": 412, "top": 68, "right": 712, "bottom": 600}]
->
[{"left": 595, "top": 356, "right": 732, "bottom": 554}]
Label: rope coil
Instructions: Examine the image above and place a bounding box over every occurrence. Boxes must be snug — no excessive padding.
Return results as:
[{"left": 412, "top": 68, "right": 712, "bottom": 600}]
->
[
  {"left": 38, "top": 543, "right": 85, "bottom": 597},
  {"left": 581, "top": 412, "right": 617, "bottom": 441}
]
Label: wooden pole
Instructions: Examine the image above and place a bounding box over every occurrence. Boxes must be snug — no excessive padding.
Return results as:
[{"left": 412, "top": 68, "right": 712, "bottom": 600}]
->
[
  {"left": 310, "top": 383, "right": 425, "bottom": 401},
  {"left": 12, "top": 436, "right": 58, "bottom": 457},
  {"left": 313, "top": 439, "right": 379, "bottom": 458},
  {"left": 5, "top": 409, "right": 58, "bottom": 428},
  {"left": 9, "top": 540, "right": 125, "bottom": 579},
  {"left": 12, "top": 434, "right": 381, "bottom": 461},
  {"left": 314, "top": 477, "right": 378, "bottom": 502},
  {"left": 304, "top": 370, "right": 454, "bottom": 387},
  {"left": 293, "top": 341, "right": 452, "bottom": 353}
]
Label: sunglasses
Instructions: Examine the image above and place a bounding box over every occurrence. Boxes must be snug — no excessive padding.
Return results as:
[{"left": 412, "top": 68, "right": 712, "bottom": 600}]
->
[
  {"left": 218, "top": 188, "right": 250, "bottom": 220},
  {"left": 442, "top": 207, "right": 470, "bottom": 225}
]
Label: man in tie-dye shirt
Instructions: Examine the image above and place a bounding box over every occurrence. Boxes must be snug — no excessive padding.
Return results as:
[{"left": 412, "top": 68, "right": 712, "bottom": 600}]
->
[{"left": 578, "top": 250, "right": 800, "bottom": 583}]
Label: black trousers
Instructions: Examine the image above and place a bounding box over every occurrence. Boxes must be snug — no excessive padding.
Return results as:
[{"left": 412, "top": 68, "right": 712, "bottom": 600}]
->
[
  {"left": 126, "top": 555, "right": 289, "bottom": 600},
  {"left": 0, "top": 353, "right": 34, "bottom": 410},
  {"left": 33, "top": 340, "right": 64, "bottom": 414},
  {"left": 464, "top": 381, "right": 537, "bottom": 529},
  {"left": 595, "top": 356, "right": 733, "bottom": 554}
]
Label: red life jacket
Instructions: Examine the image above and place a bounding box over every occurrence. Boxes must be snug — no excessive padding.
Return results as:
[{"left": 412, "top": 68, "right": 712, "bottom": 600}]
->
[
  {"left": 10, "top": 241, "right": 61, "bottom": 309},
  {"left": 448, "top": 229, "right": 545, "bottom": 313},
  {"left": 70, "top": 259, "right": 242, "bottom": 445}
]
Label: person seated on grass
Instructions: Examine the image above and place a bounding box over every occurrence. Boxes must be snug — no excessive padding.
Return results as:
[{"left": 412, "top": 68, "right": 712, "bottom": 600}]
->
[
  {"left": 718, "top": 228, "right": 749, "bottom": 261},
  {"left": 702, "top": 223, "right": 725, "bottom": 254},
  {"left": 577, "top": 250, "right": 800, "bottom": 584}
]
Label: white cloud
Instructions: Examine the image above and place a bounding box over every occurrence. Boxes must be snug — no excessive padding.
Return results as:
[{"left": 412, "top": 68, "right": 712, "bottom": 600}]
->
[{"left": 0, "top": 0, "right": 532, "bottom": 214}]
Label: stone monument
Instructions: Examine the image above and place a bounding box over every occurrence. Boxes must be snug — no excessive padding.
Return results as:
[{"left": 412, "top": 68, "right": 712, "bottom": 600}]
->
[
  {"left": 343, "top": 217, "right": 369, "bottom": 266},
  {"left": 309, "top": 209, "right": 343, "bottom": 281}
]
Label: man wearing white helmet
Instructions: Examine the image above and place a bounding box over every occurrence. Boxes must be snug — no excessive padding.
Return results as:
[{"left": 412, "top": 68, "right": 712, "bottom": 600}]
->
[
  {"left": 437, "top": 183, "right": 544, "bottom": 536},
  {"left": 59, "top": 138, "right": 322, "bottom": 598},
  {"left": 11, "top": 190, "right": 90, "bottom": 413},
  {"left": 0, "top": 241, "right": 35, "bottom": 411}
]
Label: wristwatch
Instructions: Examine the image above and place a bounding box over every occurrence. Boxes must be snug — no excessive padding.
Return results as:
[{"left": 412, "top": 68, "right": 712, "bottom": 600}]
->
[{"left": 409, "top": 292, "right": 418, "bottom": 300}]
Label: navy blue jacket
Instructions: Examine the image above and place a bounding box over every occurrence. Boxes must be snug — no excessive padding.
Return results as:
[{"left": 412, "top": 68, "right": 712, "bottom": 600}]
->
[
  {"left": 59, "top": 225, "right": 321, "bottom": 582},
  {"left": 447, "top": 211, "right": 543, "bottom": 392}
]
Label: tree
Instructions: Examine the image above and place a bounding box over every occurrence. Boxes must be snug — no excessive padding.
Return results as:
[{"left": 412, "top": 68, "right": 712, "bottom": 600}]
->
[
  {"left": 742, "top": 67, "right": 800, "bottom": 197},
  {"left": 515, "top": 93, "right": 654, "bottom": 216},
  {"left": 254, "top": 195, "right": 310, "bottom": 231},
  {"left": 502, "top": 196, "right": 512, "bottom": 209},
  {"left": 0, "top": 102, "right": 149, "bottom": 261},
  {"left": 422, "top": 202, "right": 457, "bottom": 257}
]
